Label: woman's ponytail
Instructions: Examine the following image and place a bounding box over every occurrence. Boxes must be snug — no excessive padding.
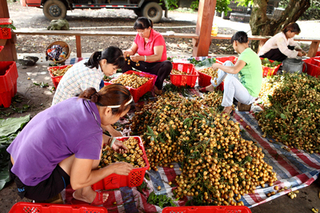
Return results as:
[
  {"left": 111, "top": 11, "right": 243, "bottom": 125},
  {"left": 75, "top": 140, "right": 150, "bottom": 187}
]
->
[{"left": 85, "top": 51, "right": 102, "bottom": 69}]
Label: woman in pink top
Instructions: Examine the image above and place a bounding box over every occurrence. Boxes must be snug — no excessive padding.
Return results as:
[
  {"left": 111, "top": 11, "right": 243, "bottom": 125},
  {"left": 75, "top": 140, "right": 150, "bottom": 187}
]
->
[{"left": 122, "top": 17, "right": 172, "bottom": 95}]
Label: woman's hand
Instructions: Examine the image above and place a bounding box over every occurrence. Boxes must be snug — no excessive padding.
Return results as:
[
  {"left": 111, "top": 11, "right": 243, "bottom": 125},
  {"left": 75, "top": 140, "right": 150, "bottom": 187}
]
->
[
  {"left": 211, "top": 63, "right": 221, "bottom": 71},
  {"left": 130, "top": 54, "right": 142, "bottom": 62},
  {"left": 123, "top": 50, "right": 132, "bottom": 58},
  {"left": 112, "top": 140, "right": 129, "bottom": 154},
  {"left": 107, "top": 162, "right": 134, "bottom": 176}
]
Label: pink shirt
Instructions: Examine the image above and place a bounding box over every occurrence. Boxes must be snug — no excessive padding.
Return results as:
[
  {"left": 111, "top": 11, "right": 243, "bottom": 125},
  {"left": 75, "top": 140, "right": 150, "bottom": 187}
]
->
[{"left": 134, "top": 29, "right": 167, "bottom": 62}]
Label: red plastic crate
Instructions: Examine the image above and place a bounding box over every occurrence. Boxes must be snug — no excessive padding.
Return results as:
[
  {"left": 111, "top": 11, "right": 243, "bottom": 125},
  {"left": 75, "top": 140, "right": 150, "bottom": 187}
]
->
[
  {"left": 9, "top": 202, "right": 108, "bottom": 213},
  {"left": 0, "top": 61, "right": 18, "bottom": 108},
  {"left": 0, "top": 27, "right": 12, "bottom": 39},
  {"left": 170, "top": 63, "right": 198, "bottom": 87},
  {"left": 316, "top": 51, "right": 320, "bottom": 56},
  {"left": 303, "top": 57, "right": 320, "bottom": 77},
  {"left": 197, "top": 70, "right": 212, "bottom": 87},
  {"left": 92, "top": 136, "right": 150, "bottom": 190},
  {"left": 260, "top": 58, "right": 281, "bottom": 77},
  {"left": 197, "top": 68, "right": 224, "bottom": 91},
  {"left": 162, "top": 206, "right": 251, "bottom": 213},
  {"left": 104, "top": 71, "right": 157, "bottom": 103},
  {"left": 47, "top": 65, "right": 73, "bottom": 88},
  {"left": 216, "top": 56, "right": 238, "bottom": 64}
]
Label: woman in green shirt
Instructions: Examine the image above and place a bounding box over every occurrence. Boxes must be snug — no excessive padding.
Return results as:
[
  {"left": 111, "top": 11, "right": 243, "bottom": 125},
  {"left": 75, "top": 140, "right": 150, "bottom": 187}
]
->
[{"left": 200, "top": 31, "right": 262, "bottom": 114}]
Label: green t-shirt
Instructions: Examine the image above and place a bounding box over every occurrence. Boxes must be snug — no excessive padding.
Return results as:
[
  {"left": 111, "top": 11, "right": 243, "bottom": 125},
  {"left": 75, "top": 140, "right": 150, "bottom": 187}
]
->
[{"left": 238, "top": 48, "right": 262, "bottom": 97}]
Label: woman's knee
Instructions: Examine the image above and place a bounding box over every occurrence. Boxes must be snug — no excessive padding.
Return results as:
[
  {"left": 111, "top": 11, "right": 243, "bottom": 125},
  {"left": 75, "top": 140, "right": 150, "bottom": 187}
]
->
[{"left": 161, "top": 61, "right": 173, "bottom": 73}]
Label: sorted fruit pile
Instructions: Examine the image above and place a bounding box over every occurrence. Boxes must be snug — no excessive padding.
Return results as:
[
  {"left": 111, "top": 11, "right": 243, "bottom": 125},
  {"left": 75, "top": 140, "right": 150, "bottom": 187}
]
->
[
  {"left": 256, "top": 73, "right": 320, "bottom": 154},
  {"left": 171, "top": 69, "right": 190, "bottom": 75},
  {"left": 131, "top": 92, "right": 277, "bottom": 206},
  {"left": 261, "top": 58, "right": 281, "bottom": 68},
  {"left": 99, "top": 137, "right": 146, "bottom": 168},
  {"left": 111, "top": 73, "right": 150, "bottom": 89},
  {"left": 198, "top": 67, "right": 218, "bottom": 79},
  {"left": 259, "top": 77, "right": 283, "bottom": 107},
  {"left": 50, "top": 65, "right": 72, "bottom": 77}
]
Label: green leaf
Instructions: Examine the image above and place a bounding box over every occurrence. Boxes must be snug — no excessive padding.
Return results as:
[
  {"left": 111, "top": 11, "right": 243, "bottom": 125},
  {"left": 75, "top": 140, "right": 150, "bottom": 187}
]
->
[
  {"left": 280, "top": 113, "right": 287, "bottom": 119},
  {"left": 0, "top": 115, "right": 30, "bottom": 137}
]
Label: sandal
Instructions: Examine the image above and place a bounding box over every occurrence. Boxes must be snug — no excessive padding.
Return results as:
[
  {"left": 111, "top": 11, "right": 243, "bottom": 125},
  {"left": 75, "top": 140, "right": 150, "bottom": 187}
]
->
[{"left": 71, "top": 191, "right": 109, "bottom": 206}]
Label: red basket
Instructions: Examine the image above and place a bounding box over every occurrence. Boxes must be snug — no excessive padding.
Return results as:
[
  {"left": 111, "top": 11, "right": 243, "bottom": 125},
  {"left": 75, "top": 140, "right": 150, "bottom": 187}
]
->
[
  {"left": 197, "top": 70, "right": 212, "bottom": 87},
  {"left": 162, "top": 206, "right": 251, "bottom": 213},
  {"left": 303, "top": 57, "right": 320, "bottom": 77},
  {"left": 170, "top": 63, "right": 198, "bottom": 87},
  {"left": 92, "top": 136, "right": 149, "bottom": 190},
  {"left": 216, "top": 56, "right": 238, "bottom": 64},
  {"left": 316, "top": 51, "right": 320, "bottom": 57},
  {"left": 9, "top": 202, "right": 108, "bottom": 213},
  {"left": 47, "top": 65, "right": 73, "bottom": 88},
  {"left": 0, "top": 61, "right": 18, "bottom": 108},
  {"left": 260, "top": 58, "right": 281, "bottom": 77},
  {"left": 197, "top": 69, "right": 224, "bottom": 91},
  {"left": 104, "top": 71, "right": 157, "bottom": 103}
]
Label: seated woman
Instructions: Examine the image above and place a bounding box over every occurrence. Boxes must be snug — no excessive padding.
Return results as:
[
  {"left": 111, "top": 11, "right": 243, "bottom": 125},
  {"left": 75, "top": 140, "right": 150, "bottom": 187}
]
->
[
  {"left": 200, "top": 31, "right": 262, "bottom": 115},
  {"left": 52, "top": 46, "right": 125, "bottom": 137},
  {"left": 7, "top": 84, "right": 134, "bottom": 205},
  {"left": 259, "top": 22, "right": 306, "bottom": 62},
  {"left": 122, "top": 17, "right": 172, "bottom": 95}
]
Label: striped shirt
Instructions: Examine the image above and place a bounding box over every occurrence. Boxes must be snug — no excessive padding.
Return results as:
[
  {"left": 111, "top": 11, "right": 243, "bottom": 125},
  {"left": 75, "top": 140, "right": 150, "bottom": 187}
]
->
[{"left": 52, "top": 60, "right": 104, "bottom": 105}]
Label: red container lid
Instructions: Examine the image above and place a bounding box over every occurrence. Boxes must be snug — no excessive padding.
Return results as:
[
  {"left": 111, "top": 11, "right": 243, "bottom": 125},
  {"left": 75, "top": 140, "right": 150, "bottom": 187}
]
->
[{"left": 0, "top": 18, "right": 12, "bottom": 25}]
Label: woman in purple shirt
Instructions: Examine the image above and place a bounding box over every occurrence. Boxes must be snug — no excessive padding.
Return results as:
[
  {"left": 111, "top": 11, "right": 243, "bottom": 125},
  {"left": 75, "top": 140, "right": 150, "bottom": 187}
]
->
[{"left": 7, "top": 84, "right": 134, "bottom": 205}]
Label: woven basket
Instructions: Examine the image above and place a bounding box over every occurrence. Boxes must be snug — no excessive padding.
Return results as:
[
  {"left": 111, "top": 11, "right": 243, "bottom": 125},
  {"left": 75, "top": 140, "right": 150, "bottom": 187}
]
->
[{"left": 46, "top": 41, "right": 71, "bottom": 64}]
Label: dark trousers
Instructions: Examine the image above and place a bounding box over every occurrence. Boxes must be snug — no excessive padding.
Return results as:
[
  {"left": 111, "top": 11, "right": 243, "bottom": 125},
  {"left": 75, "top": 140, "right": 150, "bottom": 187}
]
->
[
  {"left": 260, "top": 45, "right": 295, "bottom": 62},
  {"left": 121, "top": 60, "right": 172, "bottom": 90}
]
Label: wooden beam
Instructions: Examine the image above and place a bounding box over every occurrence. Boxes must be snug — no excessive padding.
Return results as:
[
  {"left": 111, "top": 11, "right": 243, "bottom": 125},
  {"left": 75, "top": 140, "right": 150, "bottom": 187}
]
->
[
  {"left": 0, "top": 0, "right": 17, "bottom": 62},
  {"left": 76, "top": 35, "right": 81, "bottom": 58},
  {"left": 192, "top": 0, "right": 217, "bottom": 57}
]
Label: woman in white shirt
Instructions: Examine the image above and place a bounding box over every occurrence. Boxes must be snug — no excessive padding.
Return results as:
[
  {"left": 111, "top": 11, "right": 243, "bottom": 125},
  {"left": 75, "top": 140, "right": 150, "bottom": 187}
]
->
[{"left": 259, "top": 23, "right": 306, "bottom": 62}]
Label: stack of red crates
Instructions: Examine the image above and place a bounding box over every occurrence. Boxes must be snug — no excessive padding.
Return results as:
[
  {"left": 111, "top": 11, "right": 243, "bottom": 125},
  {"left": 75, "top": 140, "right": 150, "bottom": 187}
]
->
[
  {"left": 0, "top": 18, "right": 12, "bottom": 40},
  {"left": 0, "top": 61, "right": 18, "bottom": 108},
  {"left": 303, "top": 56, "right": 320, "bottom": 77}
]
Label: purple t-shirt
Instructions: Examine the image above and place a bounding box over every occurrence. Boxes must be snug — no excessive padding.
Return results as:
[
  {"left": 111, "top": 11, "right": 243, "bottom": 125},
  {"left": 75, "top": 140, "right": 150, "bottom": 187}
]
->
[{"left": 7, "top": 98, "right": 103, "bottom": 186}]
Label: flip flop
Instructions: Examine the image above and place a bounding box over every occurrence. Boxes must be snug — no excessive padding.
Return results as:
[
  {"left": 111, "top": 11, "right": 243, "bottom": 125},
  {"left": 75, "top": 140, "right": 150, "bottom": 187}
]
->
[{"left": 71, "top": 191, "right": 109, "bottom": 206}]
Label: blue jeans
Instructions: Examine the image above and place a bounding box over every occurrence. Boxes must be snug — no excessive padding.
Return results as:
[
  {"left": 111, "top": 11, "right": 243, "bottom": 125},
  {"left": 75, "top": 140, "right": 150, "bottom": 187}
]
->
[{"left": 210, "top": 61, "right": 256, "bottom": 107}]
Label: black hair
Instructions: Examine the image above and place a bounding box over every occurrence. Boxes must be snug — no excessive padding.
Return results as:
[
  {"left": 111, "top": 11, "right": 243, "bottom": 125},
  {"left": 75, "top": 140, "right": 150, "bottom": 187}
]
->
[
  {"left": 231, "top": 31, "right": 248, "bottom": 44},
  {"left": 133, "top": 17, "right": 153, "bottom": 30},
  {"left": 282, "top": 22, "right": 301, "bottom": 34},
  {"left": 79, "top": 84, "right": 133, "bottom": 115},
  {"left": 84, "top": 46, "right": 125, "bottom": 69}
]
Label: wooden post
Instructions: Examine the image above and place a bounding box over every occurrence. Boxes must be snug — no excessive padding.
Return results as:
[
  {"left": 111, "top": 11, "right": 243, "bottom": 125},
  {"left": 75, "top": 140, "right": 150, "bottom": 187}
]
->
[
  {"left": 76, "top": 35, "right": 81, "bottom": 58},
  {"left": 0, "top": 0, "right": 17, "bottom": 61},
  {"left": 192, "top": 0, "right": 216, "bottom": 57},
  {"left": 307, "top": 41, "right": 319, "bottom": 58}
]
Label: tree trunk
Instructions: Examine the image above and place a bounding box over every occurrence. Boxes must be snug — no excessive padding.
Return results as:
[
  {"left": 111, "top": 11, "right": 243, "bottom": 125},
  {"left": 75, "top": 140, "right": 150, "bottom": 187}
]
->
[{"left": 250, "top": 0, "right": 310, "bottom": 51}]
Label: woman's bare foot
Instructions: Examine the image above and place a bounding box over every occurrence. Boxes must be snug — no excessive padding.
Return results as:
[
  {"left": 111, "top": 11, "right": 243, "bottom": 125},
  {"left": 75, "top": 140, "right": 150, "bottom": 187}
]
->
[
  {"left": 154, "top": 86, "right": 162, "bottom": 95},
  {"left": 73, "top": 190, "right": 108, "bottom": 204},
  {"left": 205, "top": 84, "right": 215, "bottom": 92}
]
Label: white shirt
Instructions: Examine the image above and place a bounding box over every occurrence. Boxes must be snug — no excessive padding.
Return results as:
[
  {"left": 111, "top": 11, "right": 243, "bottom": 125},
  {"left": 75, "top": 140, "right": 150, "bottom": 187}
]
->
[
  {"left": 258, "top": 32, "right": 301, "bottom": 58},
  {"left": 52, "top": 60, "right": 104, "bottom": 105}
]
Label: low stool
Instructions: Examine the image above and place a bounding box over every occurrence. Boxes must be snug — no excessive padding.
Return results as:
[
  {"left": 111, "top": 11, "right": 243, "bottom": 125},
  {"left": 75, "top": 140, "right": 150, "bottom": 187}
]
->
[{"left": 238, "top": 102, "right": 252, "bottom": 111}]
